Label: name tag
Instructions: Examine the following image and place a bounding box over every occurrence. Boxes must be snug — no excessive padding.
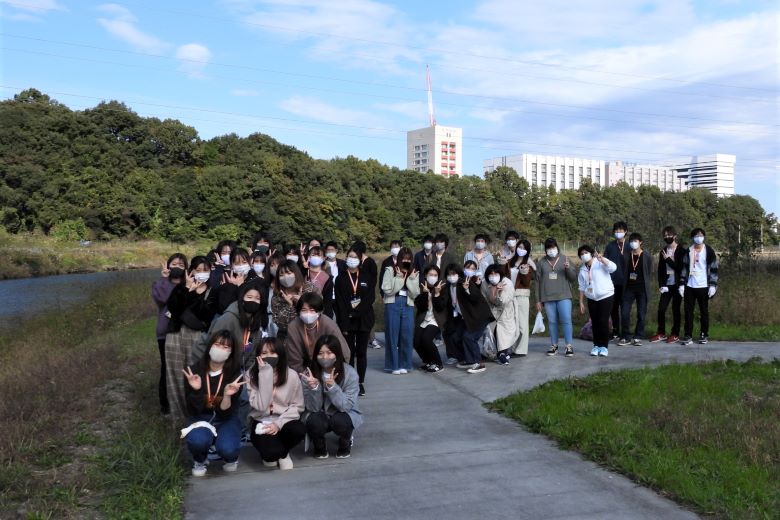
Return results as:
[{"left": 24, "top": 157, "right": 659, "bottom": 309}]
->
[
  {"left": 398, "top": 290, "right": 407, "bottom": 297},
  {"left": 629, "top": 272, "right": 638, "bottom": 281},
  {"left": 350, "top": 297, "right": 361, "bottom": 309},
  {"left": 587, "top": 287, "right": 593, "bottom": 293},
  {"left": 666, "top": 267, "right": 674, "bottom": 276},
  {"left": 549, "top": 272, "right": 558, "bottom": 280}
]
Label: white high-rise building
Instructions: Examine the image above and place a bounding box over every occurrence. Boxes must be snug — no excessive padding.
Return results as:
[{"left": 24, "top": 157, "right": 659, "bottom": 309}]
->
[
  {"left": 407, "top": 125, "right": 462, "bottom": 177},
  {"left": 663, "top": 154, "right": 736, "bottom": 197},
  {"left": 483, "top": 154, "right": 605, "bottom": 189},
  {"left": 605, "top": 161, "right": 687, "bottom": 192}
]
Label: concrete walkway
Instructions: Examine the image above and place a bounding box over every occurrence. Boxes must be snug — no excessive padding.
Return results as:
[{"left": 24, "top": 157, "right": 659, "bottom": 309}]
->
[{"left": 184, "top": 337, "right": 780, "bottom": 519}]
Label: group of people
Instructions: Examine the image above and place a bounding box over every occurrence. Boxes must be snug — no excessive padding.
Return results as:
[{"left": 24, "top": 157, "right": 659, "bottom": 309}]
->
[{"left": 152, "top": 224, "right": 718, "bottom": 476}]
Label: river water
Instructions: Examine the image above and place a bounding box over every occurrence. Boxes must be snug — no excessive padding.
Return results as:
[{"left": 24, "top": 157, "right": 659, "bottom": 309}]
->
[{"left": 0, "top": 269, "right": 157, "bottom": 328}]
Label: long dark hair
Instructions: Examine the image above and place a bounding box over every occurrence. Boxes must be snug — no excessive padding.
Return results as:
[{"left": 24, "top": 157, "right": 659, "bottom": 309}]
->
[
  {"left": 200, "top": 329, "right": 240, "bottom": 377},
  {"left": 251, "top": 337, "right": 289, "bottom": 388},
  {"left": 310, "top": 335, "right": 346, "bottom": 386},
  {"left": 504, "top": 239, "right": 531, "bottom": 278},
  {"left": 237, "top": 283, "right": 264, "bottom": 331}
]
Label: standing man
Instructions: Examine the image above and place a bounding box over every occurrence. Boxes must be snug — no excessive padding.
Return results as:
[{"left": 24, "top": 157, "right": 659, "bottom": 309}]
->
[
  {"left": 413, "top": 235, "right": 435, "bottom": 274},
  {"left": 650, "top": 227, "right": 683, "bottom": 344},
  {"left": 678, "top": 228, "right": 719, "bottom": 345},
  {"left": 432, "top": 233, "right": 456, "bottom": 271},
  {"left": 617, "top": 232, "right": 653, "bottom": 346},
  {"left": 603, "top": 221, "right": 629, "bottom": 340}
]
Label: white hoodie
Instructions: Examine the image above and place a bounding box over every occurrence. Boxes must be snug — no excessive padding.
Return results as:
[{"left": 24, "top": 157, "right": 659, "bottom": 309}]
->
[{"left": 578, "top": 258, "right": 617, "bottom": 301}]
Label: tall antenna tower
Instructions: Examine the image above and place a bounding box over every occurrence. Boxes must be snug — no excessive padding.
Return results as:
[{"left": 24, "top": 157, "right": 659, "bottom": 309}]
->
[{"left": 426, "top": 64, "right": 436, "bottom": 127}]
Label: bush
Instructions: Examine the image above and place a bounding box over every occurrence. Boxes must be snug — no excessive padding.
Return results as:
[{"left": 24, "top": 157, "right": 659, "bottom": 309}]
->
[{"left": 50, "top": 219, "right": 89, "bottom": 242}]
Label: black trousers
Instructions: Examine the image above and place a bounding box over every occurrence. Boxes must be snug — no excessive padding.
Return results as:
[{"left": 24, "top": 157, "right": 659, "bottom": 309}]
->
[
  {"left": 610, "top": 284, "right": 624, "bottom": 336},
  {"left": 306, "top": 411, "right": 354, "bottom": 450},
  {"left": 249, "top": 419, "right": 306, "bottom": 461},
  {"left": 344, "top": 330, "right": 370, "bottom": 384},
  {"left": 587, "top": 296, "right": 613, "bottom": 347},
  {"left": 657, "top": 285, "right": 682, "bottom": 336},
  {"left": 157, "top": 338, "right": 169, "bottom": 413},
  {"left": 684, "top": 286, "right": 709, "bottom": 337},
  {"left": 414, "top": 324, "right": 443, "bottom": 366}
]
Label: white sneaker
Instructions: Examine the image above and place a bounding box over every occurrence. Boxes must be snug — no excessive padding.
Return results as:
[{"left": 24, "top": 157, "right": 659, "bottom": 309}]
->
[
  {"left": 398, "top": 368, "right": 408, "bottom": 374},
  {"left": 192, "top": 461, "right": 208, "bottom": 477},
  {"left": 262, "top": 459, "right": 277, "bottom": 468},
  {"left": 222, "top": 460, "right": 239, "bottom": 472},
  {"left": 444, "top": 357, "right": 458, "bottom": 366},
  {"left": 278, "top": 454, "right": 293, "bottom": 470},
  {"left": 590, "top": 347, "right": 599, "bottom": 356},
  {"left": 598, "top": 347, "right": 609, "bottom": 357},
  {"left": 391, "top": 369, "right": 402, "bottom": 375}
]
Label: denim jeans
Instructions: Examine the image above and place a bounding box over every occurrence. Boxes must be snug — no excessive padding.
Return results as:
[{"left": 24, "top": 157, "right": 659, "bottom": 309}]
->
[
  {"left": 621, "top": 287, "right": 648, "bottom": 339},
  {"left": 443, "top": 316, "right": 486, "bottom": 364},
  {"left": 544, "top": 299, "right": 573, "bottom": 345},
  {"left": 185, "top": 413, "right": 241, "bottom": 463},
  {"left": 384, "top": 296, "right": 414, "bottom": 371}
]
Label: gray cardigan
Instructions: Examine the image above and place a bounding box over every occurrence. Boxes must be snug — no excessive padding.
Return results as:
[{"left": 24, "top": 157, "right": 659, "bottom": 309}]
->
[
  {"left": 302, "top": 363, "right": 363, "bottom": 430},
  {"left": 535, "top": 254, "right": 577, "bottom": 303}
]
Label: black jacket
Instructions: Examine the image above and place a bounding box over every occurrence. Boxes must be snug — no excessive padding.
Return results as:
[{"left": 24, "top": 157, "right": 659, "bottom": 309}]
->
[
  {"left": 657, "top": 246, "right": 685, "bottom": 288},
  {"left": 432, "top": 278, "right": 493, "bottom": 332},
  {"left": 209, "top": 270, "right": 262, "bottom": 316},
  {"left": 604, "top": 240, "right": 630, "bottom": 286},
  {"left": 678, "top": 245, "right": 719, "bottom": 288},
  {"left": 334, "top": 269, "right": 376, "bottom": 332},
  {"left": 185, "top": 356, "right": 240, "bottom": 418},
  {"left": 623, "top": 250, "right": 654, "bottom": 299},
  {"left": 166, "top": 284, "right": 216, "bottom": 333}
]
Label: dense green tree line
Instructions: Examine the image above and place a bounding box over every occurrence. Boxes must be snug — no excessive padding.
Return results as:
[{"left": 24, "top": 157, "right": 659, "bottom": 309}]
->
[{"left": 1, "top": 88, "right": 775, "bottom": 255}]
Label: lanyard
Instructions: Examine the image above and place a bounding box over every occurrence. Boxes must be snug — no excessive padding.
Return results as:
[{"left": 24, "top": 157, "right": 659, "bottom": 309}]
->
[
  {"left": 309, "top": 270, "right": 322, "bottom": 284},
  {"left": 242, "top": 328, "right": 251, "bottom": 348},
  {"left": 303, "top": 321, "right": 320, "bottom": 354},
  {"left": 205, "top": 371, "right": 224, "bottom": 409},
  {"left": 546, "top": 256, "right": 560, "bottom": 271},
  {"left": 631, "top": 251, "right": 642, "bottom": 271},
  {"left": 692, "top": 246, "right": 702, "bottom": 265},
  {"left": 587, "top": 264, "right": 593, "bottom": 285},
  {"left": 617, "top": 240, "right": 625, "bottom": 255},
  {"left": 348, "top": 271, "right": 360, "bottom": 296}
]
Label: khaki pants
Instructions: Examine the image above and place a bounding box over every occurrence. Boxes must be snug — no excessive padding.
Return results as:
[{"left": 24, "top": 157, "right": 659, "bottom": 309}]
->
[{"left": 511, "top": 289, "right": 530, "bottom": 355}]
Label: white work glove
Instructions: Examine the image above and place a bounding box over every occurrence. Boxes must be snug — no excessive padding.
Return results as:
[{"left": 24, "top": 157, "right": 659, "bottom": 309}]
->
[
  {"left": 708, "top": 286, "right": 717, "bottom": 298},
  {"left": 659, "top": 287, "right": 669, "bottom": 294},
  {"left": 678, "top": 286, "right": 685, "bottom": 297}
]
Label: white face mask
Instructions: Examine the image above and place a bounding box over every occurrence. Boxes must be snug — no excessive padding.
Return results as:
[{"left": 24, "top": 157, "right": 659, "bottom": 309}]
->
[
  {"left": 580, "top": 253, "right": 592, "bottom": 264},
  {"left": 614, "top": 232, "right": 625, "bottom": 240},
  {"left": 423, "top": 242, "right": 433, "bottom": 251},
  {"left": 546, "top": 248, "right": 558, "bottom": 258},
  {"left": 346, "top": 257, "right": 360, "bottom": 269},
  {"left": 390, "top": 246, "right": 400, "bottom": 256},
  {"left": 194, "top": 272, "right": 211, "bottom": 283},
  {"left": 308, "top": 256, "right": 324, "bottom": 267},
  {"left": 325, "top": 251, "right": 337, "bottom": 260},
  {"left": 426, "top": 275, "right": 438, "bottom": 286},
  {"left": 300, "top": 311, "right": 320, "bottom": 325},
  {"left": 516, "top": 248, "right": 527, "bottom": 257},
  {"left": 279, "top": 275, "right": 295, "bottom": 288},
  {"left": 232, "top": 264, "right": 250, "bottom": 276},
  {"left": 693, "top": 236, "right": 704, "bottom": 245},
  {"left": 435, "top": 242, "right": 446, "bottom": 252},
  {"left": 286, "top": 255, "right": 299, "bottom": 263},
  {"left": 464, "top": 269, "right": 476, "bottom": 277},
  {"left": 269, "top": 266, "right": 278, "bottom": 277},
  {"left": 446, "top": 275, "right": 459, "bottom": 284},
  {"left": 475, "top": 241, "right": 486, "bottom": 250},
  {"left": 506, "top": 239, "right": 517, "bottom": 249},
  {"left": 209, "top": 345, "right": 231, "bottom": 363},
  {"left": 629, "top": 241, "right": 640, "bottom": 250},
  {"left": 252, "top": 263, "right": 265, "bottom": 275},
  {"left": 488, "top": 275, "right": 501, "bottom": 285},
  {"left": 220, "top": 254, "right": 231, "bottom": 266}
]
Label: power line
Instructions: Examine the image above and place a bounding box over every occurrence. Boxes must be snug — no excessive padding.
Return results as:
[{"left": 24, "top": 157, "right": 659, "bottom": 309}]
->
[{"left": 4, "top": 45, "right": 775, "bottom": 137}]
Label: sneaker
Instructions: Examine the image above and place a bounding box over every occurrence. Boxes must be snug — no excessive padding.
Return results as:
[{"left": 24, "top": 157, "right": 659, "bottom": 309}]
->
[
  {"left": 313, "top": 447, "right": 329, "bottom": 459},
  {"left": 222, "top": 460, "right": 239, "bottom": 472},
  {"left": 336, "top": 446, "right": 351, "bottom": 459},
  {"left": 632, "top": 338, "right": 642, "bottom": 346},
  {"left": 456, "top": 362, "right": 473, "bottom": 369},
  {"left": 426, "top": 364, "right": 442, "bottom": 373},
  {"left": 358, "top": 383, "right": 365, "bottom": 396},
  {"left": 546, "top": 345, "right": 559, "bottom": 356},
  {"left": 278, "top": 454, "right": 293, "bottom": 470},
  {"left": 698, "top": 333, "right": 709, "bottom": 345},
  {"left": 649, "top": 333, "right": 666, "bottom": 343},
  {"left": 590, "top": 346, "right": 599, "bottom": 356},
  {"left": 445, "top": 357, "right": 458, "bottom": 366},
  {"left": 564, "top": 345, "right": 574, "bottom": 357},
  {"left": 369, "top": 339, "right": 382, "bottom": 349},
  {"left": 598, "top": 347, "right": 609, "bottom": 357},
  {"left": 192, "top": 461, "right": 208, "bottom": 477},
  {"left": 398, "top": 368, "right": 408, "bottom": 374},
  {"left": 391, "top": 369, "right": 402, "bottom": 375},
  {"left": 680, "top": 336, "right": 693, "bottom": 345},
  {"left": 666, "top": 335, "right": 679, "bottom": 344},
  {"left": 466, "top": 363, "right": 486, "bottom": 374},
  {"left": 496, "top": 352, "right": 510, "bottom": 365},
  {"left": 617, "top": 337, "right": 630, "bottom": 346},
  {"left": 262, "top": 459, "right": 277, "bottom": 468}
]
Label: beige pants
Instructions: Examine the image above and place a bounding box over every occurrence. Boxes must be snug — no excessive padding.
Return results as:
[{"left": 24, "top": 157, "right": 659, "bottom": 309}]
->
[{"left": 511, "top": 289, "right": 530, "bottom": 355}]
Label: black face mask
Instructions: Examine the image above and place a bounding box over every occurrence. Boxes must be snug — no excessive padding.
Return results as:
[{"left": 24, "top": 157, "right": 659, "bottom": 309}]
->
[
  {"left": 255, "top": 245, "right": 269, "bottom": 254},
  {"left": 243, "top": 301, "right": 261, "bottom": 314},
  {"left": 169, "top": 267, "right": 185, "bottom": 279},
  {"left": 664, "top": 237, "right": 675, "bottom": 244},
  {"left": 262, "top": 356, "right": 278, "bottom": 368},
  {"left": 401, "top": 261, "right": 412, "bottom": 270}
]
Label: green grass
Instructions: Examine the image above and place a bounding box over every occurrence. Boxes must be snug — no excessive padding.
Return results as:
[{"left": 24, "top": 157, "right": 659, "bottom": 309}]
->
[{"left": 490, "top": 359, "right": 780, "bottom": 519}]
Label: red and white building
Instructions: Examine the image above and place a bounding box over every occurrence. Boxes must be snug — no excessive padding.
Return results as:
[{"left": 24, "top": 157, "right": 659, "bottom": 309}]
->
[{"left": 407, "top": 125, "right": 463, "bottom": 177}]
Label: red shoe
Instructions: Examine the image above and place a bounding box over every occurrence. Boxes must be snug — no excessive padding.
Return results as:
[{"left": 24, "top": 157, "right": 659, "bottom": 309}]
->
[
  {"left": 666, "top": 335, "right": 679, "bottom": 344},
  {"left": 649, "top": 333, "right": 666, "bottom": 343}
]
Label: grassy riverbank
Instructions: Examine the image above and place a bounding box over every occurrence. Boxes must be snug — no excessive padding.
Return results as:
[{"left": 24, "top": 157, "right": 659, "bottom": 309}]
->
[
  {"left": 0, "top": 281, "right": 185, "bottom": 519},
  {"left": 490, "top": 359, "right": 780, "bottom": 519},
  {"left": 0, "top": 230, "right": 205, "bottom": 279}
]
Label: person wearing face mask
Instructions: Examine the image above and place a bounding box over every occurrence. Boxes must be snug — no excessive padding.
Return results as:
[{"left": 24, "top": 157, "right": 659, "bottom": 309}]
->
[
  {"left": 380, "top": 247, "right": 421, "bottom": 374},
  {"left": 300, "top": 335, "right": 362, "bottom": 459},
  {"left": 577, "top": 245, "right": 617, "bottom": 357},
  {"left": 182, "top": 329, "right": 245, "bottom": 477},
  {"left": 678, "top": 228, "right": 719, "bottom": 345},
  {"left": 650, "top": 226, "right": 684, "bottom": 344},
  {"left": 498, "top": 231, "right": 520, "bottom": 265},
  {"left": 379, "top": 239, "right": 403, "bottom": 298},
  {"left": 286, "top": 292, "right": 351, "bottom": 373},
  {"left": 603, "top": 222, "right": 630, "bottom": 340},
  {"left": 433, "top": 263, "right": 492, "bottom": 373},
  {"left": 209, "top": 248, "right": 264, "bottom": 316},
  {"left": 481, "top": 264, "right": 517, "bottom": 366},
  {"left": 431, "top": 233, "right": 456, "bottom": 271},
  {"left": 265, "top": 251, "right": 286, "bottom": 337},
  {"left": 209, "top": 239, "right": 237, "bottom": 289},
  {"left": 617, "top": 233, "right": 653, "bottom": 347},
  {"left": 536, "top": 238, "right": 578, "bottom": 357},
  {"left": 412, "top": 235, "right": 436, "bottom": 274},
  {"left": 334, "top": 248, "right": 376, "bottom": 395},
  {"left": 282, "top": 244, "right": 303, "bottom": 271},
  {"left": 503, "top": 239, "right": 536, "bottom": 357},
  {"left": 164, "top": 256, "right": 216, "bottom": 422},
  {"left": 250, "top": 251, "right": 268, "bottom": 280},
  {"left": 413, "top": 265, "right": 446, "bottom": 372},
  {"left": 251, "top": 231, "right": 274, "bottom": 257},
  {"left": 271, "top": 261, "right": 316, "bottom": 336},
  {"left": 247, "top": 338, "right": 305, "bottom": 470},
  {"left": 464, "top": 233, "right": 495, "bottom": 278},
  {"left": 304, "top": 246, "right": 334, "bottom": 318},
  {"left": 152, "top": 253, "right": 188, "bottom": 415},
  {"left": 324, "top": 241, "right": 345, "bottom": 318}
]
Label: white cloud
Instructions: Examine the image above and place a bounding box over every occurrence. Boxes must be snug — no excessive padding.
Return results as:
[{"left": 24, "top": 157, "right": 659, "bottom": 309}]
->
[
  {"left": 230, "top": 88, "right": 260, "bottom": 97},
  {"left": 279, "top": 95, "right": 384, "bottom": 128},
  {"left": 97, "top": 3, "right": 169, "bottom": 53},
  {"left": 175, "top": 43, "right": 212, "bottom": 79},
  {"left": 0, "top": 0, "right": 66, "bottom": 21}
]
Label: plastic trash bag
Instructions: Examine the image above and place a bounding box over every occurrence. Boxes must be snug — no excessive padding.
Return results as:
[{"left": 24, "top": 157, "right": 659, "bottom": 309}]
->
[{"left": 532, "top": 311, "right": 545, "bottom": 334}]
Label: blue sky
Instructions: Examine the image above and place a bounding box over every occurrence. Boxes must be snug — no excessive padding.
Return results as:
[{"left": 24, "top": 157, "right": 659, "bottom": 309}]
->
[{"left": 1, "top": 0, "right": 778, "bottom": 215}]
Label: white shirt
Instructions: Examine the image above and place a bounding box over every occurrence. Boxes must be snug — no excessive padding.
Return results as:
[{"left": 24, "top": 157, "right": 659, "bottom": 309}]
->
[
  {"left": 578, "top": 258, "right": 617, "bottom": 301},
  {"left": 687, "top": 247, "right": 708, "bottom": 288}
]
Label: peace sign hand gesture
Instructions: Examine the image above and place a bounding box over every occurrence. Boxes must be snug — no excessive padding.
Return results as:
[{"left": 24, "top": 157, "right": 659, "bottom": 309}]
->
[
  {"left": 300, "top": 368, "right": 319, "bottom": 389},
  {"left": 182, "top": 366, "right": 201, "bottom": 390},
  {"left": 224, "top": 375, "right": 246, "bottom": 397},
  {"left": 434, "top": 280, "right": 445, "bottom": 296},
  {"left": 325, "top": 370, "right": 339, "bottom": 388},
  {"left": 421, "top": 282, "right": 430, "bottom": 293},
  {"left": 161, "top": 261, "right": 170, "bottom": 278},
  {"left": 227, "top": 271, "right": 245, "bottom": 286},
  {"left": 394, "top": 266, "right": 404, "bottom": 278}
]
